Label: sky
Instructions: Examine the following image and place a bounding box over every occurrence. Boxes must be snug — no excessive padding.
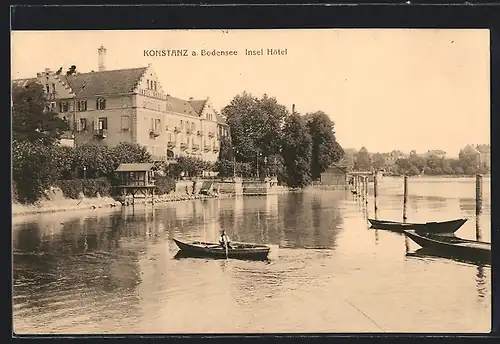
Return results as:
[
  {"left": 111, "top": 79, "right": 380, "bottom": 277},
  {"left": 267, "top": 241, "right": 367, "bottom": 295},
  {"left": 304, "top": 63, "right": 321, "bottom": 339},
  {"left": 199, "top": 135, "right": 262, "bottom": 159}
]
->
[{"left": 11, "top": 29, "right": 490, "bottom": 157}]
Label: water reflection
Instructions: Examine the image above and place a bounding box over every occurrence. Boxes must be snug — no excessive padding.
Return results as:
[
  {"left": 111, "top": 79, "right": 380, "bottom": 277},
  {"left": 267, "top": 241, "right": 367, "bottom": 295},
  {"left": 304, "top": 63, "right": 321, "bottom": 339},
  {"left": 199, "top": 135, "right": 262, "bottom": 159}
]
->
[{"left": 12, "top": 177, "right": 492, "bottom": 334}]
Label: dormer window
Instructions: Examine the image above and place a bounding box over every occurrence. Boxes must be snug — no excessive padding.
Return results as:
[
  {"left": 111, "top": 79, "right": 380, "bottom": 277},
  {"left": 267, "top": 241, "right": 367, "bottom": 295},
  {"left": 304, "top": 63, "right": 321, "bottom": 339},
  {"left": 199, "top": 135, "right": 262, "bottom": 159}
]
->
[{"left": 96, "top": 97, "right": 106, "bottom": 110}]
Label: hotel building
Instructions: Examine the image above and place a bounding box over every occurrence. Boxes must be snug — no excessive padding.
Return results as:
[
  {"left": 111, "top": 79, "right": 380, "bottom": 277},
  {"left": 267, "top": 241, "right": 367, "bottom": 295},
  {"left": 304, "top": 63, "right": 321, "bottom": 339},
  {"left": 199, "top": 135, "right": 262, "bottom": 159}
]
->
[{"left": 12, "top": 46, "right": 229, "bottom": 163}]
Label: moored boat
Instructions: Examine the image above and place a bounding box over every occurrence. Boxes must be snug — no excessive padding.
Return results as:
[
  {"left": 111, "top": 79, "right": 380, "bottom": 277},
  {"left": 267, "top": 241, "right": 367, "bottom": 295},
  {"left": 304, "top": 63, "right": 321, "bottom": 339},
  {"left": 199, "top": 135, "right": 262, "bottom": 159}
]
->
[
  {"left": 404, "top": 230, "right": 491, "bottom": 264},
  {"left": 368, "top": 218, "right": 467, "bottom": 234},
  {"left": 173, "top": 238, "right": 271, "bottom": 260}
]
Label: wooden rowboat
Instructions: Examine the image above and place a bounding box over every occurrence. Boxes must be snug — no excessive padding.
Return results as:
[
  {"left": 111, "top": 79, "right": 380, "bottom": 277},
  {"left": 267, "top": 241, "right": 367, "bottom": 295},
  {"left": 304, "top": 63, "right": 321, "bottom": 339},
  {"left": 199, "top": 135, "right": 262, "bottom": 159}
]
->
[
  {"left": 404, "top": 230, "right": 491, "bottom": 264},
  {"left": 173, "top": 238, "right": 271, "bottom": 260},
  {"left": 368, "top": 218, "right": 467, "bottom": 234}
]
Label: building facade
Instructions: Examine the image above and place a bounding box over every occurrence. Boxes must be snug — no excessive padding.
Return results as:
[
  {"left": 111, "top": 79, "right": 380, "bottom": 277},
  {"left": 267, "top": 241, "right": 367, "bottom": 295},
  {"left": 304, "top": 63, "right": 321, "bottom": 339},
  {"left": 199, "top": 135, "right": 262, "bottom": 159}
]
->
[
  {"left": 12, "top": 46, "right": 229, "bottom": 163},
  {"left": 320, "top": 164, "right": 348, "bottom": 188}
]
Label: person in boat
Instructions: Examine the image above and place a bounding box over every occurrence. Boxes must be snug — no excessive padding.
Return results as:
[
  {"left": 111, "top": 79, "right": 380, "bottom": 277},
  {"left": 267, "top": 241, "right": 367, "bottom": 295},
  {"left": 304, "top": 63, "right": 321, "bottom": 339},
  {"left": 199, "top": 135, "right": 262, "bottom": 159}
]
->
[{"left": 219, "top": 230, "right": 232, "bottom": 249}]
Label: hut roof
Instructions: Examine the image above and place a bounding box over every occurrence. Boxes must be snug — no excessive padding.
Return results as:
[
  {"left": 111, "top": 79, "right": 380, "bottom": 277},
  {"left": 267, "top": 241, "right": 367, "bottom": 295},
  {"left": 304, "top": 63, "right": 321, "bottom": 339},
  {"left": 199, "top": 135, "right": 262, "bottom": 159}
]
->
[{"left": 115, "top": 163, "right": 154, "bottom": 172}]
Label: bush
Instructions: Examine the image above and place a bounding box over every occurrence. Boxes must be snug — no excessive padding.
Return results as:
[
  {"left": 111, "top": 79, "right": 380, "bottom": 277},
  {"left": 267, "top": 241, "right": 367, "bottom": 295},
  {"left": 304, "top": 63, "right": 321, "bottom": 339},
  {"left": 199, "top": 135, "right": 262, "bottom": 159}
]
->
[
  {"left": 57, "top": 178, "right": 111, "bottom": 199},
  {"left": 154, "top": 175, "right": 176, "bottom": 195},
  {"left": 12, "top": 141, "right": 64, "bottom": 204}
]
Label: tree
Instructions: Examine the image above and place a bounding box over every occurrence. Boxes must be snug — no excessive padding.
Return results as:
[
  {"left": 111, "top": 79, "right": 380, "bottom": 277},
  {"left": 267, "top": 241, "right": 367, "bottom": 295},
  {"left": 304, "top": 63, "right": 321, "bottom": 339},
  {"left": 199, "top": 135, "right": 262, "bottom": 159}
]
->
[
  {"left": 354, "top": 147, "right": 371, "bottom": 171},
  {"left": 281, "top": 112, "right": 312, "bottom": 188},
  {"left": 169, "top": 156, "right": 206, "bottom": 178},
  {"left": 12, "top": 141, "right": 65, "bottom": 203},
  {"left": 408, "top": 151, "right": 425, "bottom": 173},
  {"left": 72, "top": 144, "right": 115, "bottom": 178},
  {"left": 458, "top": 145, "right": 479, "bottom": 174},
  {"left": 12, "top": 82, "right": 69, "bottom": 146},
  {"left": 305, "top": 111, "right": 344, "bottom": 180},
  {"left": 222, "top": 92, "right": 288, "bottom": 165},
  {"left": 110, "top": 142, "right": 152, "bottom": 166},
  {"left": 371, "top": 153, "right": 386, "bottom": 171}
]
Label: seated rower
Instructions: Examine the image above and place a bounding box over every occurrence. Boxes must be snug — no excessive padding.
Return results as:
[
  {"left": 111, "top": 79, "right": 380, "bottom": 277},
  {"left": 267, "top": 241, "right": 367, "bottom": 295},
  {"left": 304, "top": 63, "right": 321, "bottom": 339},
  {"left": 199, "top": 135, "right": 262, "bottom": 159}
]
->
[{"left": 219, "top": 230, "right": 232, "bottom": 249}]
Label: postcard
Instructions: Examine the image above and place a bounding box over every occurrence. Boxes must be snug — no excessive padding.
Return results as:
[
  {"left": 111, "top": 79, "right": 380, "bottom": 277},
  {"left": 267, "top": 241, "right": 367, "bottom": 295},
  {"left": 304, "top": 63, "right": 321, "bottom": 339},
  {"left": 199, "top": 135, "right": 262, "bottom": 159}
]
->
[{"left": 11, "top": 29, "right": 491, "bottom": 334}]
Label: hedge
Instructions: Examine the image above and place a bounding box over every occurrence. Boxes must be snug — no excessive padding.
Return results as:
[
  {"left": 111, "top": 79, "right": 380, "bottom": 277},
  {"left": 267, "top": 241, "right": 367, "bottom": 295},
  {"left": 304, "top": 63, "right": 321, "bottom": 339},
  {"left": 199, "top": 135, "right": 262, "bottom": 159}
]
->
[{"left": 57, "top": 178, "right": 112, "bottom": 199}]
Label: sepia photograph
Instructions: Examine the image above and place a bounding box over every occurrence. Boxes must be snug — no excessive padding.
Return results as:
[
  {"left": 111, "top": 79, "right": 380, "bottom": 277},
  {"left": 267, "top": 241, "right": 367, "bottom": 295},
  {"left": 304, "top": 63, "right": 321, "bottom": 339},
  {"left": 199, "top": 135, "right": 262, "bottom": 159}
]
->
[{"left": 11, "top": 29, "right": 491, "bottom": 334}]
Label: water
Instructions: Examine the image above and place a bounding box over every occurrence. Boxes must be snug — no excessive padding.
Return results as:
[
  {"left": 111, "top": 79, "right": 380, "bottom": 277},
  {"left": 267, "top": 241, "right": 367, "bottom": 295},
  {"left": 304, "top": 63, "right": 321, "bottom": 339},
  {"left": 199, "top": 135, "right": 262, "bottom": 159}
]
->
[{"left": 12, "top": 176, "right": 491, "bottom": 334}]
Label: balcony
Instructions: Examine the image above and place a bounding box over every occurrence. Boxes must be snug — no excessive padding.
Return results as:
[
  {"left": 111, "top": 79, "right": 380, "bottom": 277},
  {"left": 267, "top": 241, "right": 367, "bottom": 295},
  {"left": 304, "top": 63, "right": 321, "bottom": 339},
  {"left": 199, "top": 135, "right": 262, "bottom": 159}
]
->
[
  {"left": 149, "top": 129, "right": 160, "bottom": 138},
  {"left": 204, "top": 145, "right": 211, "bottom": 152},
  {"left": 94, "top": 129, "right": 107, "bottom": 138},
  {"left": 168, "top": 141, "right": 176, "bottom": 148},
  {"left": 180, "top": 143, "right": 188, "bottom": 150},
  {"left": 186, "top": 129, "right": 193, "bottom": 135},
  {"left": 192, "top": 143, "right": 200, "bottom": 151},
  {"left": 213, "top": 146, "right": 219, "bottom": 152},
  {"left": 208, "top": 131, "right": 214, "bottom": 138},
  {"left": 174, "top": 126, "right": 181, "bottom": 133},
  {"left": 197, "top": 130, "right": 203, "bottom": 136}
]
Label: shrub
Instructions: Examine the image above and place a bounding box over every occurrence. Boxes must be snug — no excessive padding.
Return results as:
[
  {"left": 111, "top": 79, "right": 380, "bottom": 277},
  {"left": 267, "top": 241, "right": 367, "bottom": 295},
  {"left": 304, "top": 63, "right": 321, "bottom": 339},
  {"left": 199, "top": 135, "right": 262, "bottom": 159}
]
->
[
  {"left": 57, "top": 178, "right": 111, "bottom": 199},
  {"left": 12, "top": 141, "right": 64, "bottom": 204},
  {"left": 154, "top": 175, "right": 176, "bottom": 195}
]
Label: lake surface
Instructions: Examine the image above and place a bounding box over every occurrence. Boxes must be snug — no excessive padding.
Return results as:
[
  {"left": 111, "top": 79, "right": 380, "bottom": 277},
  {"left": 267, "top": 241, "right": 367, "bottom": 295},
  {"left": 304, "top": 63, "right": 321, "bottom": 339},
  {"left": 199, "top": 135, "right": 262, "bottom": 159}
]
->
[{"left": 12, "top": 176, "right": 491, "bottom": 334}]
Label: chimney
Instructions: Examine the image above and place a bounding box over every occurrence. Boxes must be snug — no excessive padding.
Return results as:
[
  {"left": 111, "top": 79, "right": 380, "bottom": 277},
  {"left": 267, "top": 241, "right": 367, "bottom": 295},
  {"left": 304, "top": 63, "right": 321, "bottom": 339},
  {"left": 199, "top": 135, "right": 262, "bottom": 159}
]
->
[
  {"left": 292, "top": 104, "right": 295, "bottom": 113},
  {"left": 98, "top": 45, "right": 106, "bottom": 71}
]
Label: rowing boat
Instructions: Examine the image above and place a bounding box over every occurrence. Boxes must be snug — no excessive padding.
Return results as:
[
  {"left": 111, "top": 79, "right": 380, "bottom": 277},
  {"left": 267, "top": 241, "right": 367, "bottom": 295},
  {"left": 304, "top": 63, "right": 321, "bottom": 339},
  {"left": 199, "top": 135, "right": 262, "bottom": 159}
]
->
[
  {"left": 368, "top": 218, "right": 467, "bottom": 234},
  {"left": 404, "top": 230, "right": 491, "bottom": 264},
  {"left": 172, "top": 238, "right": 271, "bottom": 260}
]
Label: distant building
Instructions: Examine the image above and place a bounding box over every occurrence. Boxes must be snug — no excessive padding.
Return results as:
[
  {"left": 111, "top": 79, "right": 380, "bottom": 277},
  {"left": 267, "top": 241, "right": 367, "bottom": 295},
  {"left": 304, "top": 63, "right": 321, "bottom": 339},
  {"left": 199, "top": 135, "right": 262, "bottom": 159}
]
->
[
  {"left": 12, "top": 45, "right": 229, "bottom": 163},
  {"left": 421, "top": 150, "right": 447, "bottom": 159},
  {"left": 320, "top": 164, "right": 348, "bottom": 189},
  {"left": 384, "top": 150, "right": 408, "bottom": 167},
  {"left": 476, "top": 144, "right": 490, "bottom": 169}
]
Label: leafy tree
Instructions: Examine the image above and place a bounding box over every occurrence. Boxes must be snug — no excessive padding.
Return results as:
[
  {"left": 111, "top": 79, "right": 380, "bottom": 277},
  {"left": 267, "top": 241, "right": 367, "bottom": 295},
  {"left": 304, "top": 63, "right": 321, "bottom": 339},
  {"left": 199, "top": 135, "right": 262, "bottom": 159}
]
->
[
  {"left": 354, "top": 147, "right": 372, "bottom": 171},
  {"left": 222, "top": 92, "right": 288, "bottom": 165},
  {"left": 12, "top": 141, "right": 64, "bottom": 203},
  {"left": 281, "top": 112, "right": 312, "bottom": 188},
  {"left": 305, "top": 111, "right": 344, "bottom": 180},
  {"left": 12, "top": 82, "right": 69, "bottom": 146},
  {"left": 218, "top": 136, "right": 233, "bottom": 162},
  {"left": 111, "top": 142, "right": 152, "bottom": 166},
  {"left": 72, "top": 144, "right": 115, "bottom": 178},
  {"left": 168, "top": 156, "right": 206, "bottom": 178},
  {"left": 371, "top": 153, "right": 386, "bottom": 171},
  {"left": 408, "top": 151, "right": 426, "bottom": 173}
]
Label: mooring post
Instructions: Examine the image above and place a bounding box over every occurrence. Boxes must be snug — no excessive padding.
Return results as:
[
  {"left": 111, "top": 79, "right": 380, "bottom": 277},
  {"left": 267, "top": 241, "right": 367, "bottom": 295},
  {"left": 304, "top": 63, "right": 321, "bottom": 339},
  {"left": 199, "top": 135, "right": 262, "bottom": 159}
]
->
[
  {"left": 374, "top": 171, "right": 378, "bottom": 212},
  {"left": 476, "top": 216, "right": 482, "bottom": 241},
  {"left": 403, "top": 175, "right": 408, "bottom": 222},
  {"left": 365, "top": 176, "right": 368, "bottom": 204},
  {"left": 476, "top": 174, "right": 483, "bottom": 215}
]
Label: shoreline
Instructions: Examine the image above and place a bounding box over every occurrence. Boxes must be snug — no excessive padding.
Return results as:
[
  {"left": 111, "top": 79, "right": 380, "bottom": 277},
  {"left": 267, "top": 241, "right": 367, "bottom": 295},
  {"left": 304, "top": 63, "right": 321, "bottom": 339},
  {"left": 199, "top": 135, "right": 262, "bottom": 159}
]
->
[{"left": 11, "top": 193, "right": 231, "bottom": 217}]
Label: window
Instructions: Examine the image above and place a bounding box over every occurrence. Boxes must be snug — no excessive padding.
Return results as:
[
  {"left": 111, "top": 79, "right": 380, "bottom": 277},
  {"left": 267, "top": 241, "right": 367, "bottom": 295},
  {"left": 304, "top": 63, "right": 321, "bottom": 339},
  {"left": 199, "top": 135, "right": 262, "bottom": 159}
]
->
[
  {"left": 180, "top": 120, "right": 183, "bottom": 129},
  {"left": 154, "top": 81, "right": 157, "bottom": 91},
  {"left": 97, "top": 117, "right": 108, "bottom": 130},
  {"left": 79, "top": 118, "right": 87, "bottom": 131},
  {"left": 77, "top": 100, "right": 87, "bottom": 112},
  {"left": 96, "top": 98, "right": 106, "bottom": 110},
  {"left": 121, "top": 115, "right": 130, "bottom": 130},
  {"left": 146, "top": 79, "right": 150, "bottom": 89},
  {"left": 155, "top": 118, "right": 161, "bottom": 130},
  {"left": 51, "top": 84, "right": 56, "bottom": 93},
  {"left": 46, "top": 84, "right": 50, "bottom": 93},
  {"left": 59, "top": 101, "right": 69, "bottom": 113}
]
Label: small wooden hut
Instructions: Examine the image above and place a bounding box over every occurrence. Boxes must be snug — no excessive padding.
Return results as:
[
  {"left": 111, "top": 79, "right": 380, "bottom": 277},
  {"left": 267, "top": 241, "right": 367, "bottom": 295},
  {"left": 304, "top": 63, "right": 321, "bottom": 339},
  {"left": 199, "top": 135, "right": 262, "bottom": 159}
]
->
[{"left": 115, "top": 163, "right": 156, "bottom": 205}]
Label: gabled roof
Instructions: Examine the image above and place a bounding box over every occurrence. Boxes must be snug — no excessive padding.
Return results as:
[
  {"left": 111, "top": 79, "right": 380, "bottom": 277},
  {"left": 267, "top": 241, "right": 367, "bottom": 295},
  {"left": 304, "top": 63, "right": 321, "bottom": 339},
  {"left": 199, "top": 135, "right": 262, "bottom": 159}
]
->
[
  {"left": 116, "top": 163, "right": 154, "bottom": 172},
  {"left": 324, "top": 163, "right": 347, "bottom": 173},
  {"left": 166, "top": 96, "right": 200, "bottom": 118},
  {"left": 188, "top": 99, "right": 207, "bottom": 115},
  {"left": 62, "top": 67, "right": 147, "bottom": 98}
]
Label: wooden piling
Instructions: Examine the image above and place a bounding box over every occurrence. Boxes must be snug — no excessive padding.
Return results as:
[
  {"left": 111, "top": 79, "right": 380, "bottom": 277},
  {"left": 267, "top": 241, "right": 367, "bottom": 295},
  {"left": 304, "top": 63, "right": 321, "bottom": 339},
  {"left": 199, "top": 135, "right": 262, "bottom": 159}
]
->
[
  {"left": 403, "top": 175, "right": 408, "bottom": 222},
  {"left": 476, "top": 216, "right": 482, "bottom": 241},
  {"left": 365, "top": 176, "right": 368, "bottom": 204},
  {"left": 374, "top": 172, "right": 378, "bottom": 212},
  {"left": 476, "top": 174, "right": 483, "bottom": 215}
]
